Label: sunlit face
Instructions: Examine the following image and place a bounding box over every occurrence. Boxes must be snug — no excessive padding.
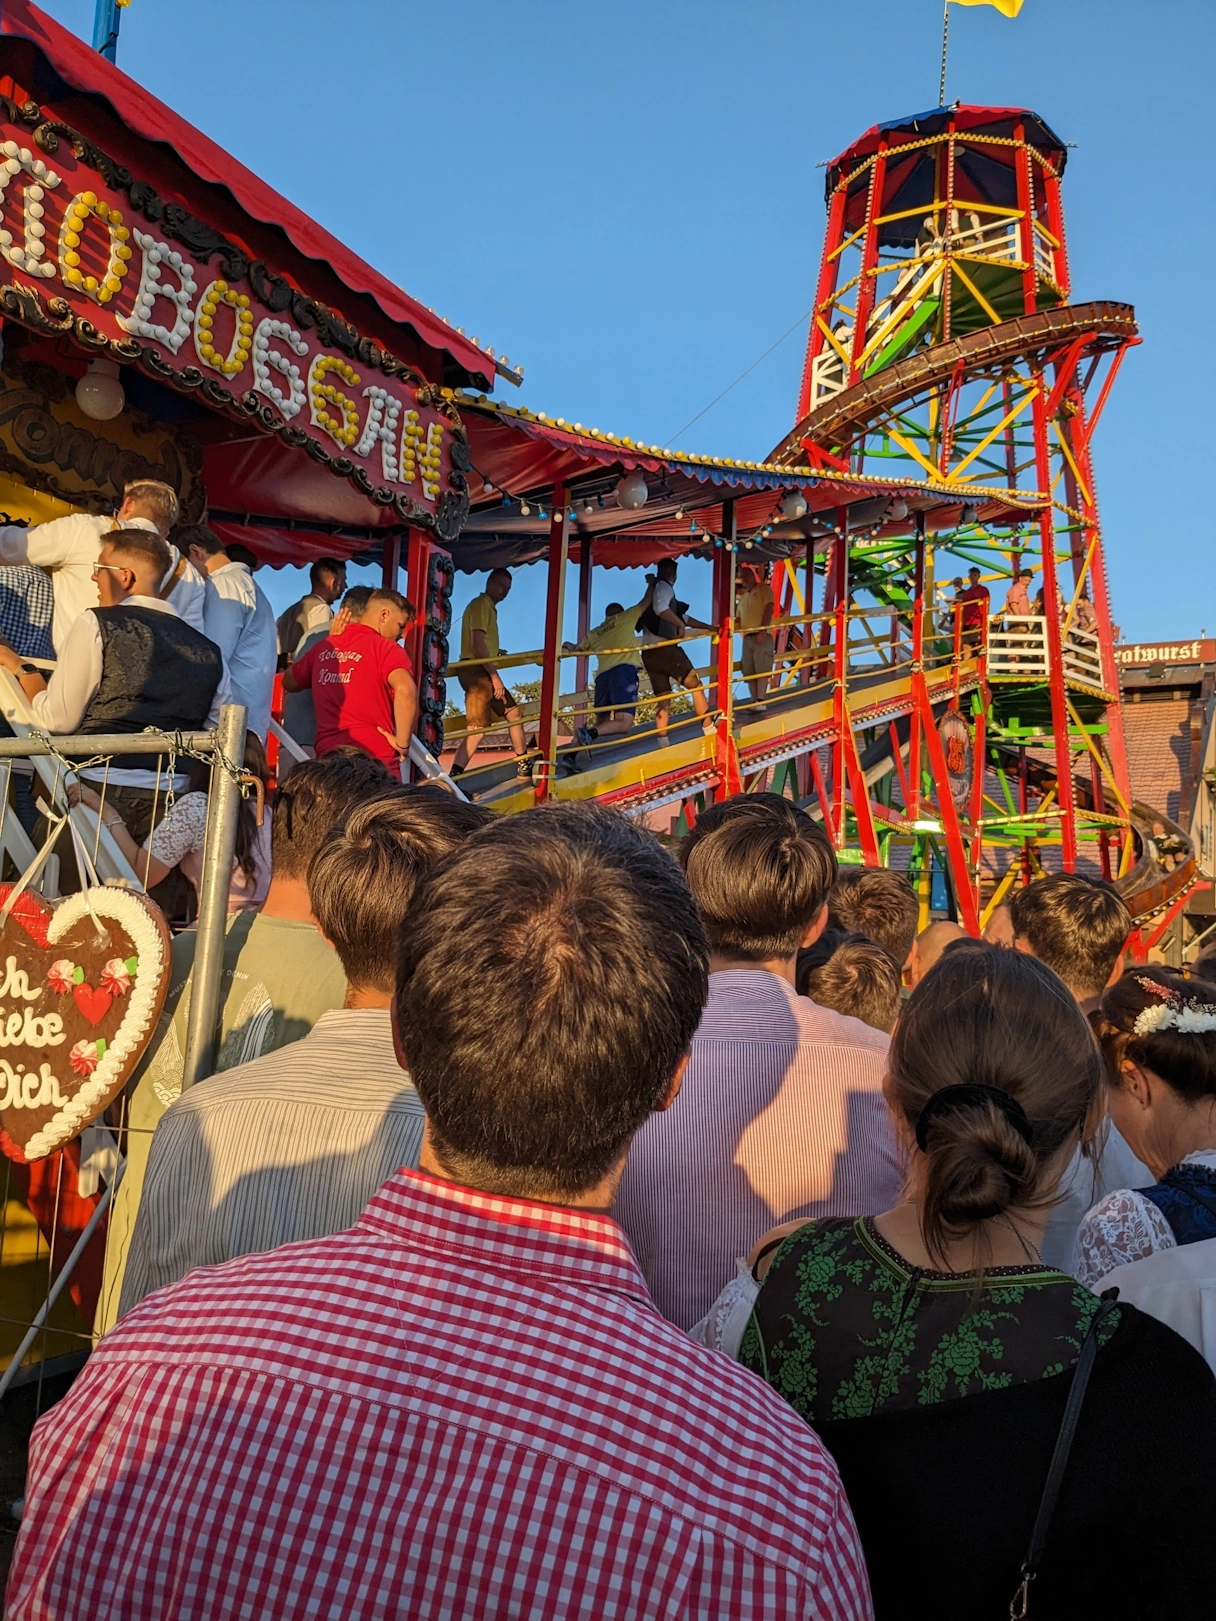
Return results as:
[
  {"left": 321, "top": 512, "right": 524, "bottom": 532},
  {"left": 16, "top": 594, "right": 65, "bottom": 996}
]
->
[{"left": 92, "top": 543, "right": 135, "bottom": 607}]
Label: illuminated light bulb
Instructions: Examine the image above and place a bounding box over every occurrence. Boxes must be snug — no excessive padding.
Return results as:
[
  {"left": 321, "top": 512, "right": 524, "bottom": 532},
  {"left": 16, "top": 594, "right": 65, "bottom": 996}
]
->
[
  {"left": 674, "top": 507, "right": 684, "bottom": 520},
  {"left": 615, "top": 469, "right": 648, "bottom": 510},
  {"left": 75, "top": 357, "right": 124, "bottom": 420},
  {"left": 520, "top": 501, "right": 531, "bottom": 516}
]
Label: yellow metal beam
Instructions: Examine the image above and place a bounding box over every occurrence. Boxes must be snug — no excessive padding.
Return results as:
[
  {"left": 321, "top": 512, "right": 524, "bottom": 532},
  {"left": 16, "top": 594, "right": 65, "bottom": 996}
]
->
[{"left": 951, "top": 384, "right": 1038, "bottom": 481}]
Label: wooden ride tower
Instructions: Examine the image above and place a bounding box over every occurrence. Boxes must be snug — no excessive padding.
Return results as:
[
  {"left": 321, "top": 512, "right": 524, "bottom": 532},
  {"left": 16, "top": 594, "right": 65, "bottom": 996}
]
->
[{"left": 773, "top": 104, "right": 1151, "bottom": 927}]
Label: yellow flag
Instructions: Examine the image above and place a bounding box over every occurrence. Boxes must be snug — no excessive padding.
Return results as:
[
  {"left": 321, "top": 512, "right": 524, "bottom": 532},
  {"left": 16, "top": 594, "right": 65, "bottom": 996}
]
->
[{"left": 951, "top": 0, "right": 1024, "bottom": 14}]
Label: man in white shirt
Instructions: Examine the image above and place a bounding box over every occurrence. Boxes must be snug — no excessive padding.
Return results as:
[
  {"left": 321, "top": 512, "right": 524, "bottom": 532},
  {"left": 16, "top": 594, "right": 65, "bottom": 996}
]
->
[
  {"left": 276, "top": 557, "right": 346, "bottom": 665},
  {"left": 0, "top": 527, "right": 227, "bottom": 845},
  {"left": 0, "top": 478, "right": 204, "bottom": 653},
  {"left": 118, "top": 787, "right": 491, "bottom": 1315},
  {"left": 179, "top": 522, "right": 277, "bottom": 739}
]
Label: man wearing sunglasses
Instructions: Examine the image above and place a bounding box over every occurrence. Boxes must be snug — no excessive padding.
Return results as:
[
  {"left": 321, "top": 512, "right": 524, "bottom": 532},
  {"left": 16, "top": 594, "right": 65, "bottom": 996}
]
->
[{"left": 0, "top": 528, "right": 228, "bottom": 870}]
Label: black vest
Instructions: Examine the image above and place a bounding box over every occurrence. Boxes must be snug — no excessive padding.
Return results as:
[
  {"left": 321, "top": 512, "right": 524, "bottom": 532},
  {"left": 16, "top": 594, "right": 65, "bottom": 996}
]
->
[{"left": 81, "top": 605, "right": 223, "bottom": 770}]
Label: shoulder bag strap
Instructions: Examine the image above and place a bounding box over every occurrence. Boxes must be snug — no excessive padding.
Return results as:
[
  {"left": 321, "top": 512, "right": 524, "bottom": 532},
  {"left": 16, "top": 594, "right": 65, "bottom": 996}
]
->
[
  {"left": 1010, "top": 1290, "right": 1121, "bottom": 1618},
  {"left": 157, "top": 553, "right": 187, "bottom": 602}
]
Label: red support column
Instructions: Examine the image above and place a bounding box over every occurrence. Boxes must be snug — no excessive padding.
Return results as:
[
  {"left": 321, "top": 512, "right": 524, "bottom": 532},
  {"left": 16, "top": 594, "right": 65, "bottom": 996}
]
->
[
  {"left": 908, "top": 520, "right": 926, "bottom": 821},
  {"left": 797, "top": 182, "right": 848, "bottom": 420},
  {"left": 713, "top": 501, "right": 740, "bottom": 801},
  {"left": 1014, "top": 120, "right": 1039, "bottom": 318},
  {"left": 1062, "top": 390, "right": 1133, "bottom": 812},
  {"left": 916, "top": 670, "right": 982, "bottom": 935},
  {"left": 830, "top": 518, "right": 849, "bottom": 846},
  {"left": 402, "top": 527, "right": 429, "bottom": 691},
  {"left": 574, "top": 539, "right": 594, "bottom": 701},
  {"left": 848, "top": 143, "right": 888, "bottom": 387},
  {"left": 381, "top": 533, "right": 401, "bottom": 590},
  {"left": 536, "top": 488, "right": 570, "bottom": 803},
  {"left": 1031, "top": 391, "right": 1078, "bottom": 871}
]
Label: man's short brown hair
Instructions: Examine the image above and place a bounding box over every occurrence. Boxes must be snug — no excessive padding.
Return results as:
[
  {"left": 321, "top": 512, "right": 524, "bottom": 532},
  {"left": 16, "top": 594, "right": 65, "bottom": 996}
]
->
[
  {"left": 679, "top": 792, "right": 837, "bottom": 961},
  {"left": 828, "top": 867, "right": 919, "bottom": 968},
  {"left": 122, "top": 479, "right": 178, "bottom": 535},
  {"left": 364, "top": 587, "right": 415, "bottom": 618},
  {"left": 798, "top": 933, "right": 902, "bottom": 1033},
  {"left": 395, "top": 803, "right": 709, "bottom": 1199},
  {"left": 172, "top": 521, "right": 223, "bottom": 557},
  {"left": 105, "top": 526, "right": 171, "bottom": 584},
  {"left": 270, "top": 754, "right": 395, "bottom": 879},
  {"left": 1008, "top": 872, "right": 1131, "bottom": 999},
  {"left": 308, "top": 789, "right": 490, "bottom": 991}
]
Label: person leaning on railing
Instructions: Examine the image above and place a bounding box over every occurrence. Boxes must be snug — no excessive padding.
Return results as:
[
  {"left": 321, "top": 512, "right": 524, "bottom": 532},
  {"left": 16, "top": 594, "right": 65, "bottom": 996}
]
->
[
  {"left": 0, "top": 526, "right": 228, "bottom": 909},
  {"left": 67, "top": 731, "right": 272, "bottom": 914},
  {"left": 450, "top": 568, "right": 535, "bottom": 780},
  {"left": 564, "top": 598, "right": 645, "bottom": 741},
  {"left": 637, "top": 557, "right": 713, "bottom": 739}
]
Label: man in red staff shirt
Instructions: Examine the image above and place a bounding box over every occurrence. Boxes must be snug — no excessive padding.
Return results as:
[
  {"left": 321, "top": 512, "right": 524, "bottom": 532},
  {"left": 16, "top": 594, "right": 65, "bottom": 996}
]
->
[
  {"left": 284, "top": 588, "right": 417, "bottom": 766},
  {"left": 955, "top": 566, "right": 990, "bottom": 648}
]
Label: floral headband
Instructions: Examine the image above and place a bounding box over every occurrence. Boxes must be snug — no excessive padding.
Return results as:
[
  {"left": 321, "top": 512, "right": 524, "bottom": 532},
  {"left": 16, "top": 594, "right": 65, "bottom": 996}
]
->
[{"left": 1130, "top": 974, "right": 1216, "bottom": 1036}]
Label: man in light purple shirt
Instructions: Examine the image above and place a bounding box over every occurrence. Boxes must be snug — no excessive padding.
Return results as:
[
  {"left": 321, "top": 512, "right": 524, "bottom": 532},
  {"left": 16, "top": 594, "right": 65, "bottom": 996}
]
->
[{"left": 616, "top": 794, "right": 904, "bottom": 1329}]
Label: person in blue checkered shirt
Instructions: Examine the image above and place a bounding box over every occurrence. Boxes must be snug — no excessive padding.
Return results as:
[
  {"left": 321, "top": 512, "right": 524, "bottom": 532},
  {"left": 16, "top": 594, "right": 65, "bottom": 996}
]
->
[{"left": 0, "top": 561, "right": 54, "bottom": 661}]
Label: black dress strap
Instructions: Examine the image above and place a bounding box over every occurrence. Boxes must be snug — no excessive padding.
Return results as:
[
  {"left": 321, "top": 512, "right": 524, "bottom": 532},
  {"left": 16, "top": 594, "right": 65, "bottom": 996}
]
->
[{"left": 1010, "top": 1290, "right": 1121, "bottom": 1618}]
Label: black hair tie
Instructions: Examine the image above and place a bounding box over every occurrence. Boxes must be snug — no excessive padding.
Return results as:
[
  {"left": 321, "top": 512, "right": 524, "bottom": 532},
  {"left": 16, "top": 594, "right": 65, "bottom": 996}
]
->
[{"left": 914, "top": 1083, "right": 1034, "bottom": 1152}]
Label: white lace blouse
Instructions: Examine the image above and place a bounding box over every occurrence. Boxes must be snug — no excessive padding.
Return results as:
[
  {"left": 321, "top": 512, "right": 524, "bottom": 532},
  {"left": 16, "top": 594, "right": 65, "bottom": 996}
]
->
[
  {"left": 689, "top": 1259, "right": 761, "bottom": 1358},
  {"left": 1076, "top": 1149, "right": 1216, "bottom": 1287}
]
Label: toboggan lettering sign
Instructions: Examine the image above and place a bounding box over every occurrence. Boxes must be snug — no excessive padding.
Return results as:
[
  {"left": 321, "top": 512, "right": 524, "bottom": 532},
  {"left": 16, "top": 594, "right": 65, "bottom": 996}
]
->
[{"left": 0, "top": 95, "right": 471, "bottom": 541}]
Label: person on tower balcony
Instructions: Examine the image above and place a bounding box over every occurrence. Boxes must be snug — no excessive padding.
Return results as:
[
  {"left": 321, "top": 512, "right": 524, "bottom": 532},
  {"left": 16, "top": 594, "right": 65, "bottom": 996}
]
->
[
  {"left": 0, "top": 479, "right": 205, "bottom": 653},
  {"left": 956, "top": 566, "right": 990, "bottom": 650},
  {"left": 0, "top": 527, "right": 227, "bottom": 857}
]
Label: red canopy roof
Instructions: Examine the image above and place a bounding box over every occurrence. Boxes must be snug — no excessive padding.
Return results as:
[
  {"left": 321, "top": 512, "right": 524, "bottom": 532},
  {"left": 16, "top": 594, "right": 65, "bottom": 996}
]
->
[{"left": 0, "top": 0, "right": 497, "bottom": 386}]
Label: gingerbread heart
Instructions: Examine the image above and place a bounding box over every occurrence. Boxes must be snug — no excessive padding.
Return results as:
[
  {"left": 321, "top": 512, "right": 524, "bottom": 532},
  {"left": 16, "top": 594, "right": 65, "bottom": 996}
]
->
[{"left": 0, "top": 885, "right": 171, "bottom": 1162}]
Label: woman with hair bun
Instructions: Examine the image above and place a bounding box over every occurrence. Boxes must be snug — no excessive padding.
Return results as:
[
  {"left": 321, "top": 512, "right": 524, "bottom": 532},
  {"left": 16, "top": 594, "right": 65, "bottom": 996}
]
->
[{"left": 712, "top": 943, "right": 1216, "bottom": 1618}]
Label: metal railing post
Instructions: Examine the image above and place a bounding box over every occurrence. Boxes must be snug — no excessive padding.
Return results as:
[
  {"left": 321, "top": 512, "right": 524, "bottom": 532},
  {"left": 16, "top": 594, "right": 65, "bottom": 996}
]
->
[{"left": 180, "top": 704, "right": 247, "bottom": 1092}]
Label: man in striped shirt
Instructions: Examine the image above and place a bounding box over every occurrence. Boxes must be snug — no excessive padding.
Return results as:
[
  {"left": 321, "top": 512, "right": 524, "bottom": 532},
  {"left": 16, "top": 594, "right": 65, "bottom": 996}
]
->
[
  {"left": 616, "top": 794, "right": 905, "bottom": 1329},
  {"left": 117, "top": 788, "right": 491, "bottom": 1317},
  {"left": 10, "top": 805, "right": 871, "bottom": 1621}
]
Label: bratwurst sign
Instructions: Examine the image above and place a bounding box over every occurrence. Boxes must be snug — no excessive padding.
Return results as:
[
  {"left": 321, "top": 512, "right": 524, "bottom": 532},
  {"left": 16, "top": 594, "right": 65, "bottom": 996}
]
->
[{"left": 0, "top": 99, "right": 470, "bottom": 540}]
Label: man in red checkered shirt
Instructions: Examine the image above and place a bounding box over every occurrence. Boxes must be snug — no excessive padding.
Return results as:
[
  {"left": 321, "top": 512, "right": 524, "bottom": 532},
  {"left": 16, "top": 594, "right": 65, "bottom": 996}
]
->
[{"left": 8, "top": 805, "right": 871, "bottom": 1621}]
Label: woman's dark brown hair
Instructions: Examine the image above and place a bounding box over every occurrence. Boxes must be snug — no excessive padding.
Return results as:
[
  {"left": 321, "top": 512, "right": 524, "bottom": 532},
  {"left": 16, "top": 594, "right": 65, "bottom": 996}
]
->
[
  {"left": 889, "top": 940, "right": 1102, "bottom": 1262},
  {"left": 1094, "top": 966, "right": 1216, "bottom": 1104}
]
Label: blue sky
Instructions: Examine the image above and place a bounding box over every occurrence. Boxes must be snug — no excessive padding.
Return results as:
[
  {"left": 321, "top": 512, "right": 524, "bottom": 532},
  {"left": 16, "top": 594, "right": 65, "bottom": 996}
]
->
[{"left": 40, "top": 0, "right": 1215, "bottom": 654}]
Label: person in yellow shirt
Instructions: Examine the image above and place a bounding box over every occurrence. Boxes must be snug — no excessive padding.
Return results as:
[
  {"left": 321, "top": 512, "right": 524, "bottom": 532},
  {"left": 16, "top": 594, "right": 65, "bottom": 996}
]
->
[
  {"left": 568, "top": 600, "right": 645, "bottom": 738},
  {"left": 738, "top": 566, "right": 776, "bottom": 708},
  {"left": 452, "top": 569, "right": 531, "bottom": 777}
]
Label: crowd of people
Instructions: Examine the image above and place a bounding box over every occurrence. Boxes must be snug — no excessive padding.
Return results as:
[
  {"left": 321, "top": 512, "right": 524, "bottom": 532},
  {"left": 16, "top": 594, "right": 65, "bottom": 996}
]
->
[
  {"left": 1, "top": 487, "right": 1214, "bottom": 1615},
  {"left": 0, "top": 772, "right": 1207, "bottom": 1616},
  {"left": 0, "top": 481, "right": 431, "bottom": 914}
]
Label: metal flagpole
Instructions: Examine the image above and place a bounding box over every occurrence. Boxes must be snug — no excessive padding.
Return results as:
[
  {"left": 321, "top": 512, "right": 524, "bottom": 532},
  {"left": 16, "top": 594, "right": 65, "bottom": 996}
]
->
[
  {"left": 939, "top": 0, "right": 950, "bottom": 106},
  {"left": 92, "top": 0, "right": 125, "bottom": 63}
]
